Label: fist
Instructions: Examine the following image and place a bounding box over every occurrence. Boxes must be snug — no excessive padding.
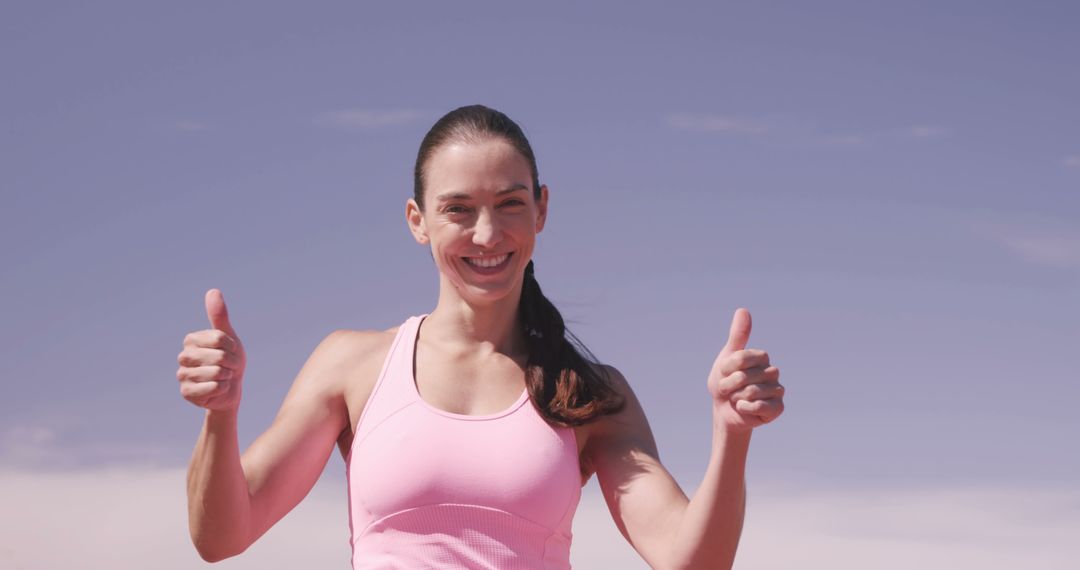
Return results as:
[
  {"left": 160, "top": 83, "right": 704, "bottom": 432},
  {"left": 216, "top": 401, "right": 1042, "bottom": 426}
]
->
[
  {"left": 176, "top": 288, "right": 247, "bottom": 412},
  {"left": 706, "top": 308, "right": 785, "bottom": 432}
]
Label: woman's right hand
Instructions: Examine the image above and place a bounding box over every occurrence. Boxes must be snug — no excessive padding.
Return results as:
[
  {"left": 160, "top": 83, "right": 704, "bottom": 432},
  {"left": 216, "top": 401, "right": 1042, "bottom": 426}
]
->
[{"left": 177, "top": 288, "right": 247, "bottom": 412}]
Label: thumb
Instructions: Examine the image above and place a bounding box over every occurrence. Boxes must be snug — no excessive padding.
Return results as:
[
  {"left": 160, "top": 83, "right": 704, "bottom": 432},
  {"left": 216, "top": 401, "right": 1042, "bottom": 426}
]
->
[
  {"left": 205, "top": 288, "right": 238, "bottom": 339},
  {"left": 720, "top": 307, "right": 752, "bottom": 357}
]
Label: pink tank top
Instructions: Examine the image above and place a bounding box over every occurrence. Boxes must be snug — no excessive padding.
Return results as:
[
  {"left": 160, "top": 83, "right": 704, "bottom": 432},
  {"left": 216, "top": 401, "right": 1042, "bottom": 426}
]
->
[{"left": 345, "top": 314, "right": 582, "bottom": 569}]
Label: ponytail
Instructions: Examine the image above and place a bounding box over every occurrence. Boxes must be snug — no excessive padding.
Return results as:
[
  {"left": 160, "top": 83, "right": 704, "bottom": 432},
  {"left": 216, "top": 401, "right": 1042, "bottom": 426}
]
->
[{"left": 519, "top": 259, "right": 626, "bottom": 426}]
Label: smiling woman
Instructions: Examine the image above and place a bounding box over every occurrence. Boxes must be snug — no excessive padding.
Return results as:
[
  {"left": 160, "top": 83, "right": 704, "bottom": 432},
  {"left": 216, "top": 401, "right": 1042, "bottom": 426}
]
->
[
  {"left": 176, "top": 104, "right": 785, "bottom": 570},
  {"left": 404, "top": 106, "right": 626, "bottom": 427}
]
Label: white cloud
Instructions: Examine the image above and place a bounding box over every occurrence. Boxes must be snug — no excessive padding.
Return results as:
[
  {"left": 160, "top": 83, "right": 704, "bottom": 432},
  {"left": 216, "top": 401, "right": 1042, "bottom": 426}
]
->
[
  {"left": 664, "top": 114, "right": 949, "bottom": 148},
  {"left": 817, "top": 133, "right": 867, "bottom": 146},
  {"left": 967, "top": 214, "right": 1080, "bottom": 269},
  {"left": 898, "top": 125, "right": 951, "bottom": 139},
  {"left": 4, "top": 426, "right": 55, "bottom": 446},
  {"left": 820, "top": 123, "right": 949, "bottom": 146},
  {"left": 1, "top": 466, "right": 1075, "bottom": 569},
  {"left": 0, "top": 467, "right": 351, "bottom": 570},
  {"left": 175, "top": 120, "right": 209, "bottom": 133},
  {"left": 664, "top": 113, "right": 770, "bottom": 135},
  {"left": 314, "top": 109, "right": 426, "bottom": 131},
  {"left": 735, "top": 483, "right": 1079, "bottom": 569},
  {"left": 0, "top": 425, "right": 57, "bottom": 466},
  {"left": 996, "top": 234, "right": 1080, "bottom": 268},
  {"left": 0, "top": 424, "right": 173, "bottom": 469}
]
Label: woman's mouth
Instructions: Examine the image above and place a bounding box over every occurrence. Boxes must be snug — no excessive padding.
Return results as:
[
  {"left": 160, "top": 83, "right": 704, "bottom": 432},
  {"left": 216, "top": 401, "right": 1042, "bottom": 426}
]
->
[{"left": 462, "top": 252, "right": 513, "bottom": 275}]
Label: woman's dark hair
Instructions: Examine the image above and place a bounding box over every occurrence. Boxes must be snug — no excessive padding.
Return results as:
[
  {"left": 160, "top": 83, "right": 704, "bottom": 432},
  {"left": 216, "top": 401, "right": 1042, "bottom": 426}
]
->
[{"left": 413, "top": 104, "right": 625, "bottom": 427}]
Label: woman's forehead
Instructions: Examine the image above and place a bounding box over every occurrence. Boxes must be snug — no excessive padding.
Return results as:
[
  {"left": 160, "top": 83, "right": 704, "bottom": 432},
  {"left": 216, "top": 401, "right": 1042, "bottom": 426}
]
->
[{"left": 425, "top": 140, "right": 532, "bottom": 195}]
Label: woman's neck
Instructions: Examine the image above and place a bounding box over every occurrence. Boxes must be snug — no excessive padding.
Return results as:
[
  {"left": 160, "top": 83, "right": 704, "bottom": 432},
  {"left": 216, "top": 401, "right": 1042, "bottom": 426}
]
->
[{"left": 424, "top": 280, "right": 528, "bottom": 358}]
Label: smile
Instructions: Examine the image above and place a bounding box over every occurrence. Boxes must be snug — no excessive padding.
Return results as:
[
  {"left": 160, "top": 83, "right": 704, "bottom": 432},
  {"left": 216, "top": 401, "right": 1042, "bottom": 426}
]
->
[{"left": 462, "top": 252, "right": 513, "bottom": 272}]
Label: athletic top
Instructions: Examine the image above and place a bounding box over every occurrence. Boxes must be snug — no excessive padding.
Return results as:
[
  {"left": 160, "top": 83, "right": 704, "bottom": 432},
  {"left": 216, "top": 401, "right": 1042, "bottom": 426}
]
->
[{"left": 346, "top": 314, "right": 582, "bottom": 569}]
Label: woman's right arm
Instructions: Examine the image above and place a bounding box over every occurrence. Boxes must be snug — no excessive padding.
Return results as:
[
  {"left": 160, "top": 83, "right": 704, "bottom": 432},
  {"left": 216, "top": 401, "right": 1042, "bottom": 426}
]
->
[{"left": 179, "top": 289, "right": 369, "bottom": 562}]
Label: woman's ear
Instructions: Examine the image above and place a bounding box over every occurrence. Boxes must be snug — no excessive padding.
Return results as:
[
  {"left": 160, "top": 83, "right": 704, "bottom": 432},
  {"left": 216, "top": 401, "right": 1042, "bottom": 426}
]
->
[
  {"left": 405, "top": 199, "right": 429, "bottom": 244},
  {"left": 535, "top": 184, "right": 549, "bottom": 233}
]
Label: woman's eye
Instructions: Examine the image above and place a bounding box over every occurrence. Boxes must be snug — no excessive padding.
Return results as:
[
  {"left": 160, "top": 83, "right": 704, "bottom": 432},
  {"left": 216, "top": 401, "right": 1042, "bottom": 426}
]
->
[{"left": 501, "top": 200, "right": 525, "bottom": 207}]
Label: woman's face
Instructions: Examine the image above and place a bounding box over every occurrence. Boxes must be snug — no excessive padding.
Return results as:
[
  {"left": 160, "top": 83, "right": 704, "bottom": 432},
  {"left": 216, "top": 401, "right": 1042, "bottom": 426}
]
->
[{"left": 406, "top": 138, "right": 548, "bottom": 304}]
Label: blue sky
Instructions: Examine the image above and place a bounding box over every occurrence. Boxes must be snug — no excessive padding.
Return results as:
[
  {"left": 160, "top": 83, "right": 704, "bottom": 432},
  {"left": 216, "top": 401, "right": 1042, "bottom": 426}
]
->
[{"left": 2, "top": 1, "right": 1078, "bottom": 567}]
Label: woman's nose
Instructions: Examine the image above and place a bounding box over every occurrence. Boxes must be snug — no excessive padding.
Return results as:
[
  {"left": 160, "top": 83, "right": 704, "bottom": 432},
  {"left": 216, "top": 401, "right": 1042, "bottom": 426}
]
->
[{"left": 472, "top": 209, "right": 503, "bottom": 247}]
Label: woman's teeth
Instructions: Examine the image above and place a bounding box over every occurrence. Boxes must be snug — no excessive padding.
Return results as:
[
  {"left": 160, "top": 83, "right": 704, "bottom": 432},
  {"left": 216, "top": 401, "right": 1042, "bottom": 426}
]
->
[{"left": 464, "top": 253, "right": 511, "bottom": 268}]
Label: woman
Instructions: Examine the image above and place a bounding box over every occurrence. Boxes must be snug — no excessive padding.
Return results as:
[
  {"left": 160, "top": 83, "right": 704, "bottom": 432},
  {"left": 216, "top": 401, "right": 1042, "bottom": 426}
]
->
[{"left": 177, "top": 104, "right": 785, "bottom": 569}]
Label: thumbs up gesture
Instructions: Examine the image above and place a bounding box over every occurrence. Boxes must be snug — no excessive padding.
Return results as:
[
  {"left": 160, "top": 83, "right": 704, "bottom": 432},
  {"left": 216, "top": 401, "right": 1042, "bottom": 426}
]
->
[
  {"left": 175, "top": 289, "right": 247, "bottom": 412},
  {"left": 706, "top": 308, "right": 785, "bottom": 432}
]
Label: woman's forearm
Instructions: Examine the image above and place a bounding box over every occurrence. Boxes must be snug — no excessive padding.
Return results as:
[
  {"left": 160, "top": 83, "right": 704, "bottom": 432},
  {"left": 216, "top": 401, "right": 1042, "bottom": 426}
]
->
[
  {"left": 667, "top": 410, "right": 752, "bottom": 570},
  {"left": 186, "top": 408, "right": 254, "bottom": 562}
]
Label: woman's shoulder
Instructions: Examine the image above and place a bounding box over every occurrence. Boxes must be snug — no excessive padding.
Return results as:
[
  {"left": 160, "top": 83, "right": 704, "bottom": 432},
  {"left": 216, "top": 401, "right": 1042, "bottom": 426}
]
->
[
  {"left": 283, "top": 328, "right": 395, "bottom": 401},
  {"left": 306, "top": 325, "right": 408, "bottom": 450},
  {"left": 580, "top": 361, "right": 646, "bottom": 437},
  {"left": 318, "top": 325, "right": 404, "bottom": 420},
  {"left": 583, "top": 361, "right": 635, "bottom": 404},
  {"left": 575, "top": 361, "right": 643, "bottom": 484},
  {"left": 323, "top": 325, "right": 400, "bottom": 348},
  {"left": 316, "top": 326, "right": 400, "bottom": 378}
]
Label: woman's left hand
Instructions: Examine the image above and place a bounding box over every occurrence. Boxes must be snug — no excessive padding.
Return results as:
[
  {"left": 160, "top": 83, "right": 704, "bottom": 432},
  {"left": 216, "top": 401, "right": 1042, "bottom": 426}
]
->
[{"left": 706, "top": 308, "right": 785, "bottom": 433}]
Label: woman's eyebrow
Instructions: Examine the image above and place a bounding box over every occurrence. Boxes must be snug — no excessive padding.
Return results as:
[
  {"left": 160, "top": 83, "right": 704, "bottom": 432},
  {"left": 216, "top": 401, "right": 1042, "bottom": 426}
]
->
[{"left": 435, "top": 184, "right": 528, "bottom": 203}]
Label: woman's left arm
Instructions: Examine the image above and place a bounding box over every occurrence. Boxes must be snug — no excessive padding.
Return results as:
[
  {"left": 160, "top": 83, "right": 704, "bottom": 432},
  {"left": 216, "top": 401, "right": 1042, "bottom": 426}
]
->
[{"left": 588, "top": 308, "right": 783, "bottom": 570}]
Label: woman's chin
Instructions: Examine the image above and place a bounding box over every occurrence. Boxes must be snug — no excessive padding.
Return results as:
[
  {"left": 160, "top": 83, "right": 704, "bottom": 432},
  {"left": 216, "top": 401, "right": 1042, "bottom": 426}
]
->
[
  {"left": 438, "top": 258, "right": 527, "bottom": 305},
  {"left": 462, "top": 285, "right": 514, "bottom": 303},
  {"left": 453, "top": 277, "right": 521, "bottom": 304}
]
